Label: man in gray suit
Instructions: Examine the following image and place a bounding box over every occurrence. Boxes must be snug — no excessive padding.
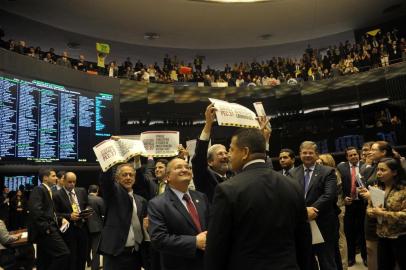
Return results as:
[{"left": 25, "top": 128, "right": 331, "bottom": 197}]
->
[{"left": 87, "top": 185, "right": 105, "bottom": 270}]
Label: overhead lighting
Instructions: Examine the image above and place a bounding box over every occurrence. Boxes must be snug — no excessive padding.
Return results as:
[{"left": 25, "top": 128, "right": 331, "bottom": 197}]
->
[
  {"left": 330, "top": 104, "right": 359, "bottom": 112},
  {"left": 361, "top": 98, "right": 389, "bottom": 106},
  {"left": 191, "top": 0, "right": 271, "bottom": 3},
  {"left": 303, "top": 107, "right": 329, "bottom": 114}
]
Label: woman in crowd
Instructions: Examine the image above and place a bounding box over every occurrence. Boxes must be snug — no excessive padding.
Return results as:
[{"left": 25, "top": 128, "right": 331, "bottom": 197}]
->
[
  {"left": 0, "top": 219, "right": 22, "bottom": 270},
  {"left": 366, "top": 158, "right": 406, "bottom": 270},
  {"left": 317, "top": 154, "right": 347, "bottom": 270},
  {"left": 9, "top": 190, "right": 27, "bottom": 230},
  {"left": 359, "top": 141, "right": 394, "bottom": 270}
]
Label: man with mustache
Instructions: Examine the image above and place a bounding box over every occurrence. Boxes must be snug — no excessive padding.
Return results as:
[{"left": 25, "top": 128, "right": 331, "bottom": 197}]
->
[{"left": 191, "top": 104, "right": 232, "bottom": 202}]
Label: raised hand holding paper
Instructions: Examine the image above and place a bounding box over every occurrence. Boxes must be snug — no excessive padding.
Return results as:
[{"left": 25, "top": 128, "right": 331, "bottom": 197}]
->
[
  {"left": 209, "top": 98, "right": 260, "bottom": 128},
  {"left": 93, "top": 138, "right": 146, "bottom": 172}
]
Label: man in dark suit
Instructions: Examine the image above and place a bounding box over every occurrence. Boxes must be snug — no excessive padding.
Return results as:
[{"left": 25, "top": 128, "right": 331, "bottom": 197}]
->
[
  {"left": 205, "top": 128, "right": 311, "bottom": 270},
  {"left": 51, "top": 171, "right": 65, "bottom": 192},
  {"left": 290, "top": 141, "right": 338, "bottom": 270},
  {"left": 279, "top": 148, "right": 296, "bottom": 176},
  {"left": 87, "top": 185, "right": 105, "bottom": 270},
  {"left": 191, "top": 104, "right": 231, "bottom": 202},
  {"left": 337, "top": 147, "right": 367, "bottom": 266},
  {"left": 148, "top": 158, "right": 209, "bottom": 270},
  {"left": 27, "top": 167, "right": 70, "bottom": 270},
  {"left": 52, "top": 171, "right": 89, "bottom": 270},
  {"left": 99, "top": 162, "right": 148, "bottom": 270},
  {"left": 139, "top": 158, "right": 169, "bottom": 200}
]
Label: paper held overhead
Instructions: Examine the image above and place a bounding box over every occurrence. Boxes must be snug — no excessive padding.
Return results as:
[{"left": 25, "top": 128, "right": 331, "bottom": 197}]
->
[
  {"left": 93, "top": 139, "right": 146, "bottom": 172},
  {"left": 209, "top": 98, "right": 260, "bottom": 129}
]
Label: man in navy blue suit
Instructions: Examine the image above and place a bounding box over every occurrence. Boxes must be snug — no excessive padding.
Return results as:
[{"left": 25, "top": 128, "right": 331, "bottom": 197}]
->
[
  {"left": 148, "top": 158, "right": 210, "bottom": 270},
  {"left": 290, "top": 141, "right": 339, "bottom": 270}
]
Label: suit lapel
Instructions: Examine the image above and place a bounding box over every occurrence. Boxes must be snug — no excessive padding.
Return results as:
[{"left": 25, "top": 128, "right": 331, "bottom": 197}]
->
[
  {"left": 297, "top": 167, "right": 305, "bottom": 188},
  {"left": 60, "top": 189, "right": 73, "bottom": 212},
  {"left": 167, "top": 189, "right": 198, "bottom": 232},
  {"left": 306, "top": 165, "right": 320, "bottom": 196},
  {"left": 189, "top": 191, "right": 206, "bottom": 231}
]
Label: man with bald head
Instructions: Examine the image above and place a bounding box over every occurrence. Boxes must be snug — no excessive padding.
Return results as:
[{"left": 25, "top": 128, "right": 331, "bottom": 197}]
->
[
  {"left": 192, "top": 104, "right": 232, "bottom": 202},
  {"left": 52, "top": 172, "right": 89, "bottom": 270},
  {"left": 99, "top": 162, "right": 147, "bottom": 270},
  {"left": 148, "top": 158, "right": 210, "bottom": 270}
]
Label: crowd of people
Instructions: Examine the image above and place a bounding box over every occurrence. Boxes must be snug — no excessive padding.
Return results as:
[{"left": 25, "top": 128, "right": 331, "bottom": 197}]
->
[
  {"left": 1, "top": 27, "right": 406, "bottom": 87},
  {"left": 0, "top": 105, "right": 405, "bottom": 270}
]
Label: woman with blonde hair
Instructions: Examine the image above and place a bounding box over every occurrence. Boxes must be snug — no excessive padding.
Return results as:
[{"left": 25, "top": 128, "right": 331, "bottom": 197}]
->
[{"left": 318, "top": 154, "right": 348, "bottom": 270}]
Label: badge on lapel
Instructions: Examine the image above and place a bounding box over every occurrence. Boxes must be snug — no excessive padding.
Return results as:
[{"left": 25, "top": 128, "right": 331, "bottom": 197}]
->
[{"left": 195, "top": 199, "right": 199, "bottom": 203}]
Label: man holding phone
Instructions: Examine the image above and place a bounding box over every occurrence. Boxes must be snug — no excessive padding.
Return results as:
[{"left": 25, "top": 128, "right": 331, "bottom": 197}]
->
[{"left": 52, "top": 172, "right": 91, "bottom": 270}]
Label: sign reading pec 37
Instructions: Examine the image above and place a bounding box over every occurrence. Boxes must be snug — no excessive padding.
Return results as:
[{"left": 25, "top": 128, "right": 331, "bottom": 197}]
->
[{"left": 140, "top": 131, "right": 180, "bottom": 157}]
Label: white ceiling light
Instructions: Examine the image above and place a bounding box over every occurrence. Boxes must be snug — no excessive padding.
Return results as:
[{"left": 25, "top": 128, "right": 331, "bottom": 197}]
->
[{"left": 192, "top": 0, "right": 271, "bottom": 3}]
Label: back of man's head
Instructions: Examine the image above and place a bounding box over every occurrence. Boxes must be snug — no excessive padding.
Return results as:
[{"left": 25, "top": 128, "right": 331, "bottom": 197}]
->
[
  {"left": 233, "top": 128, "right": 266, "bottom": 155},
  {"left": 88, "top": 185, "right": 99, "bottom": 194}
]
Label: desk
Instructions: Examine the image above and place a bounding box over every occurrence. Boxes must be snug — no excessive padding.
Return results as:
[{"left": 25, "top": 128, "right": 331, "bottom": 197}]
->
[{"left": 9, "top": 228, "right": 28, "bottom": 247}]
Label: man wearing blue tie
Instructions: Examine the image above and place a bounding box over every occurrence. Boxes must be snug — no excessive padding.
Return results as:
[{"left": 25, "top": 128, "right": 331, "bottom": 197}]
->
[{"left": 290, "top": 141, "right": 339, "bottom": 270}]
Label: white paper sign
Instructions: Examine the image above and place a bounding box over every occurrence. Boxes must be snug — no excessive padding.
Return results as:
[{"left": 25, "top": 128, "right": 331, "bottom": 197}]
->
[
  {"left": 253, "top": 101, "right": 272, "bottom": 129},
  {"left": 209, "top": 98, "right": 260, "bottom": 128},
  {"left": 369, "top": 186, "right": 385, "bottom": 208},
  {"left": 140, "top": 131, "right": 179, "bottom": 157},
  {"left": 93, "top": 139, "right": 146, "bottom": 172},
  {"left": 310, "top": 220, "right": 325, "bottom": 245}
]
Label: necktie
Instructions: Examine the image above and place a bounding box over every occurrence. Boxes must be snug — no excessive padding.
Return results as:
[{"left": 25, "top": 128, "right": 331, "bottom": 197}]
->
[
  {"left": 183, "top": 194, "right": 202, "bottom": 232},
  {"left": 129, "top": 193, "right": 143, "bottom": 249},
  {"left": 69, "top": 191, "right": 80, "bottom": 213},
  {"left": 158, "top": 181, "right": 166, "bottom": 195},
  {"left": 351, "top": 166, "right": 357, "bottom": 198},
  {"left": 304, "top": 169, "right": 311, "bottom": 195}
]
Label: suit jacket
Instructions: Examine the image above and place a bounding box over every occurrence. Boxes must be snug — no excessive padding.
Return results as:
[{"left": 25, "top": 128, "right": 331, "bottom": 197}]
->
[
  {"left": 136, "top": 159, "right": 159, "bottom": 200},
  {"left": 191, "top": 139, "right": 231, "bottom": 203},
  {"left": 87, "top": 194, "right": 105, "bottom": 233},
  {"left": 148, "top": 188, "right": 210, "bottom": 270},
  {"left": 98, "top": 169, "right": 147, "bottom": 256},
  {"left": 27, "top": 184, "right": 59, "bottom": 243},
  {"left": 52, "top": 187, "right": 88, "bottom": 223},
  {"left": 290, "top": 164, "right": 338, "bottom": 242},
  {"left": 205, "top": 162, "right": 312, "bottom": 270},
  {"left": 337, "top": 161, "right": 364, "bottom": 198}
]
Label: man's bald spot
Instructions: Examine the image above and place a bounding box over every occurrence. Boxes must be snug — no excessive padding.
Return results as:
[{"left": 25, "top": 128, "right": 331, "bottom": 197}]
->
[{"left": 64, "top": 171, "right": 76, "bottom": 180}]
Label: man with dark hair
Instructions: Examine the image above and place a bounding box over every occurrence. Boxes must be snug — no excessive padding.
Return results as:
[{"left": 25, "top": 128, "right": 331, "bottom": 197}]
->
[
  {"left": 337, "top": 147, "right": 367, "bottom": 266},
  {"left": 279, "top": 148, "right": 296, "bottom": 176},
  {"left": 141, "top": 158, "right": 169, "bottom": 199},
  {"left": 99, "top": 162, "right": 147, "bottom": 270},
  {"left": 27, "top": 167, "right": 70, "bottom": 270},
  {"left": 290, "top": 141, "right": 338, "bottom": 270},
  {"left": 87, "top": 185, "right": 105, "bottom": 270},
  {"left": 205, "top": 128, "right": 311, "bottom": 270},
  {"left": 51, "top": 171, "right": 65, "bottom": 192},
  {"left": 148, "top": 158, "right": 210, "bottom": 270},
  {"left": 52, "top": 172, "right": 89, "bottom": 270}
]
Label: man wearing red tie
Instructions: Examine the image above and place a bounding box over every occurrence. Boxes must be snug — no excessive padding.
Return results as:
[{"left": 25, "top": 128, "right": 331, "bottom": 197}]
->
[
  {"left": 148, "top": 158, "right": 210, "bottom": 270},
  {"left": 337, "top": 147, "right": 367, "bottom": 267}
]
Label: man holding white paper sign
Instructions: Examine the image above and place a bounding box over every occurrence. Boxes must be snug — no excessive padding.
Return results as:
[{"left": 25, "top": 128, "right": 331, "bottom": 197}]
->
[{"left": 192, "top": 103, "right": 272, "bottom": 202}]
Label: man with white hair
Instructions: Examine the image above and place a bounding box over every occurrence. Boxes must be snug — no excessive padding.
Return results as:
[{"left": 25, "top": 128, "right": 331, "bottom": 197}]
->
[{"left": 191, "top": 104, "right": 231, "bottom": 202}]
